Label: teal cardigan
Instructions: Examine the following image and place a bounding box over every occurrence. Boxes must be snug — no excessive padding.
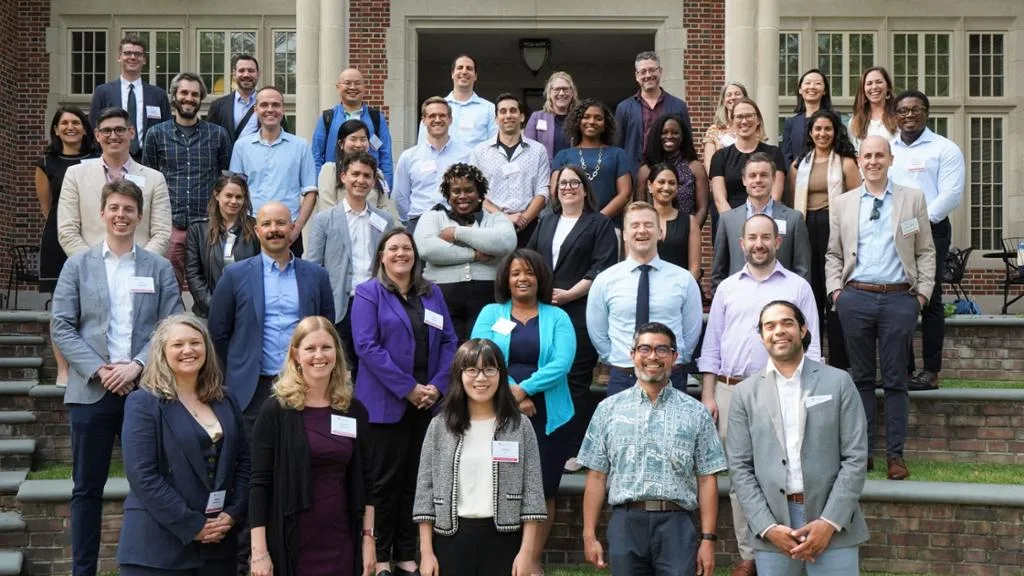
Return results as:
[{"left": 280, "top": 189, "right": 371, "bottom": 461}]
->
[{"left": 471, "top": 302, "right": 576, "bottom": 435}]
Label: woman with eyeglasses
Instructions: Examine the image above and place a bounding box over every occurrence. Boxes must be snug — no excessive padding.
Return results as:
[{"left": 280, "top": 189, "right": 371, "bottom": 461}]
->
[
  {"left": 636, "top": 113, "right": 709, "bottom": 228},
  {"left": 525, "top": 71, "right": 580, "bottom": 162},
  {"left": 848, "top": 66, "right": 899, "bottom": 150},
  {"left": 314, "top": 119, "right": 399, "bottom": 220},
  {"left": 781, "top": 69, "right": 834, "bottom": 170},
  {"left": 413, "top": 339, "right": 546, "bottom": 576}
]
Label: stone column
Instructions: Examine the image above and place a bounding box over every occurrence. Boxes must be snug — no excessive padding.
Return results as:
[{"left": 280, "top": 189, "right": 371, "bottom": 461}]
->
[
  {"left": 755, "top": 0, "right": 779, "bottom": 142},
  {"left": 295, "top": 0, "right": 320, "bottom": 140},
  {"left": 319, "top": 0, "right": 344, "bottom": 113},
  {"left": 725, "top": 0, "right": 756, "bottom": 92}
]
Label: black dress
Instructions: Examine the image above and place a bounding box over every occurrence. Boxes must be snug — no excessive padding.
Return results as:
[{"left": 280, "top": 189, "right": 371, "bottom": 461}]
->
[
  {"left": 35, "top": 151, "right": 97, "bottom": 291},
  {"left": 658, "top": 213, "right": 691, "bottom": 271}
]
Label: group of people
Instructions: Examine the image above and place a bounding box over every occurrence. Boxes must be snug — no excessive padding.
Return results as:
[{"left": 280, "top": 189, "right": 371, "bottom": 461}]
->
[{"left": 39, "top": 30, "right": 968, "bottom": 576}]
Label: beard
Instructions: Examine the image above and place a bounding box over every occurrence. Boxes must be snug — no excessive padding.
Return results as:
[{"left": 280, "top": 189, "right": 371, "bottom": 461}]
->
[{"left": 173, "top": 100, "right": 199, "bottom": 120}]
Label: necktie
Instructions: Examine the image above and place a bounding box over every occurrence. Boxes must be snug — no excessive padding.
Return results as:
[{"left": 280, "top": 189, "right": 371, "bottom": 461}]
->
[
  {"left": 635, "top": 264, "right": 652, "bottom": 330},
  {"left": 127, "top": 83, "right": 140, "bottom": 152}
]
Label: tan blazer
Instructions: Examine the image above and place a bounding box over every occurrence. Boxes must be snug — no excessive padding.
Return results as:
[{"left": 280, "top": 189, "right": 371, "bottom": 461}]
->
[
  {"left": 825, "top": 180, "right": 936, "bottom": 300},
  {"left": 57, "top": 159, "right": 172, "bottom": 257}
]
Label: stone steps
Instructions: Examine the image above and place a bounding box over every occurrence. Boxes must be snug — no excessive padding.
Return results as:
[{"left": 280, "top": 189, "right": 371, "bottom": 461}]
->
[
  {"left": 0, "top": 512, "right": 26, "bottom": 554},
  {"left": 0, "top": 551, "right": 22, "bottom": 576},
  {"left": 0, "top": 440, "right": 35, "bottom": 471}
]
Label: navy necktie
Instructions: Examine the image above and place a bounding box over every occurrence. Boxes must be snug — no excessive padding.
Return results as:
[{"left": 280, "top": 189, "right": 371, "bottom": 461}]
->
[
  {"left": 635, "top": 264, "right": 652, "bottom": 329},
  {"left": 127, "top": 83, "right": 140, "bottom": 152}
]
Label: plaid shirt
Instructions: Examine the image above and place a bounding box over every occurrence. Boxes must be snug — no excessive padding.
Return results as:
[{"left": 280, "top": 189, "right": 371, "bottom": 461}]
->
[{"left": 142, "top": 120, "right": 232, "bottom": 228}]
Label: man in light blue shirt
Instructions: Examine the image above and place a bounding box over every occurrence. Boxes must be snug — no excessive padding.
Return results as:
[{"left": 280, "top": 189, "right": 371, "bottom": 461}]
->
[
  {"left": 229, "top": 86, "right": 318, "bottom": 256},
  {"left": 394, "top": 96, "right": 471, "bottom": 229},
  {"left": 416, "top": 55, "right": 497, "bottom": 149},
  {"left": 587, "top": 201, "right": 704, "bottom": 396}
]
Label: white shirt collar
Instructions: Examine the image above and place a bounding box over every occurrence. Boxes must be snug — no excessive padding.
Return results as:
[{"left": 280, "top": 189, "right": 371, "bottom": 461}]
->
[
  {"left": 766, "top": 356, "right": 805, "bottom": 383},
  {"left": 102, "top": 241, "right": 137, "bottom": 260},
  {"left": 120, "top": 76, "right": 142, "bottom": 89},
  {"left": 343, "top": 198, "right": 369, "bottom": 216}
]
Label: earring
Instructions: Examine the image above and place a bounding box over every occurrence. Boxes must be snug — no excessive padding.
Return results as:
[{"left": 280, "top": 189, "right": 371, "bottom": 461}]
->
[{"left": 296, "top": 364, "right": 303, "bottom": 374}]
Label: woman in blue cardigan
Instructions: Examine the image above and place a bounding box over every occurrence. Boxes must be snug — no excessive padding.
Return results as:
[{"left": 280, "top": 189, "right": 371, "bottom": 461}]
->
[{"left": 470, "top": 248, "right": 575, "bottom": 573}]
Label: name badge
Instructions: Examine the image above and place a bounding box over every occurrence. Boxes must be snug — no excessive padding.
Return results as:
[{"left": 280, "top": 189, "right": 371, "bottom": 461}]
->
[
  {"left": 906, "top": 159, "right": 927, "bottom": 173},
  {"left": 424, "top": 309, "right": 444, "bottom": 330},
  {"left": 459, "top": 116, "right": 475, "bottom": 131},
  {"left": 128, "top": 277, "right": 155, "bottom": 294},
  {"left": 900, "top": 218, "right": 920, "bottom": 237},
  {"left": 774, "top": 219, "right": 788, "bottom": 235},
  {"left": 491, "top": 318, "right": 516, "bottom": 336},
  {"left": 145, "top": 105, "right": 162, "bottom": 120},
  {"left": 492, "top": 440, "right": 519, "bottom": 463},
  {"left": 418, "top": 160, "right": 438, "bottom": 175},
  {"left": 205, "top": 490, "right": 226, "bottom": 514},
  {"left": 124, "top": 173, "right": 146, "bottom": 188},
  {"left": 369, "top": 213, "right": 388, "bottom": 232},
  {"left": 369, "top": 134, "right": 384, "bottom": 150},
  {"left": 501, "top": 163, "right": 521, "bottom": 177},
  {"left": 536, "top": 119, "right": 548, "bottom": 131},
  {"left": 331, "top": 415, "right": 358, "bottom": 438}
]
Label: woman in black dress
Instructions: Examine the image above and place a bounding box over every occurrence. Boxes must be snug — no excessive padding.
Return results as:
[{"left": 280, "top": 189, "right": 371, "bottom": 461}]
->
[
  {"left": 647, "top": 163, "right": 701, "bottom": 279},
  {"left": 34, "top": 105, "right": 96, "bottom": 386}
]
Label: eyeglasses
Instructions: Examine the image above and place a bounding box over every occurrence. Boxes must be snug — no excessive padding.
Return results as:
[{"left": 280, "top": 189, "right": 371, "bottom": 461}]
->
[
  {"left": 96, "top": 126, "right": 130, "bottom": 136},
  {"left": 636, "top": 67, "right": 661, "bottom": 76},
  {"left": 339, "top": 81, "right": 363, "bottom": 87},
  {"left": 121, "top": 50, "right": 145, "bottom": 59},
  {"left": 221, "top": 170, "right": 249, "bottom": 183},
  {"left": 551, "top": 87, "right": 573, "bottom": 94},
  {"left": 895, "top": 106, "right": 927, "bottom": 117},
  {"left": 632, "top": 344, "right": 676, "bottom": 358},
  {"left": 870, "top": 198, "right": 883, "bottom": 221},
  {"left": 463, "top": 367, "right": 499, "bottom": 378},
  {"left": 733, "top": 113, "right": 757, "bottom": 122},
  {"left": 558, "top": 179, "right": 583, "bottom": 190}
]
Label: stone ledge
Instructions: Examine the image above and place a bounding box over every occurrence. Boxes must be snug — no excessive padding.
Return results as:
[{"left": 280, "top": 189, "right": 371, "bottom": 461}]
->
[
  {"left": 0, "top": 311, "right": 50, "bottom": 323},
  {"left": 0, "top": 551, "right": 22, "bottom": 576},
  {"left": 0, "top": 512, "right": 23, "bottom": 532},
  {"left": 0, "top": 471, "right": 27, "bottom": 494},
  {"left": 0, "top": 381, "right": 36, "bottom": 395},
  {"left": 17, "top": 477, "right": 128, "bottom": 502},
  {"left": 875, "top": 388, "right": 1024, "bottom": 401},
  {"left": 0, "top": 439, "right": 34, "bottom": 455},
  {"left": 0, "top": 358, "right": 42, "bottom": 368},
  {"left": 945, "top": 314, "right": 1024, "bottom": 327},
  {"left": 0, "top": 335, "right": 45, "bottom": 346},
  {"left": 0, "top": 411, "right": 34, "bottom": 424},
  {"left": 28, "top": 385, "right": 64, "bottom": 399}
]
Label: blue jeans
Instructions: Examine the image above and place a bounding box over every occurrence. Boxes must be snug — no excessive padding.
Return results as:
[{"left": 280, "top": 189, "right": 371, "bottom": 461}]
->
[
  {"left": 607, "top": 365, "right": 689, "bottom": 397},
  {"left": 608, "top": 507, "right": 699, "bottom": 576},
  {"left": 755, "top": 503, "right": 859, "bottom": 576}
]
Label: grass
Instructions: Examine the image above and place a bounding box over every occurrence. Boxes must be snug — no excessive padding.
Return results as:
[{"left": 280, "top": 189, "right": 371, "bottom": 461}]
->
[
  {"left": 941, "top": 378, "right": 1024, "bottom": 389},
  {"left": 866, "top": 458, "right": 1024, "bottom": 484},
  {"left": 27, "top": 460, "right": 125, "bottom": 480}
]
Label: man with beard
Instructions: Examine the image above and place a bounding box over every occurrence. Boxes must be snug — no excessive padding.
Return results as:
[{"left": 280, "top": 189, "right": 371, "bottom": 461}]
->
[
  {"left": 143, "top": 72, "right": 232, "bottom": 287},
  {"left": 614, "top": 51, "right": 692, "bottom": 170},
  {"left": 699, "top": 212, "right": 820, "bottom": 576},
  {"left": 577, "top": 321, "right": 725, "bottom": 576},
  {"left": 206, "top": 55, "right": 291, "bottom": 142}
]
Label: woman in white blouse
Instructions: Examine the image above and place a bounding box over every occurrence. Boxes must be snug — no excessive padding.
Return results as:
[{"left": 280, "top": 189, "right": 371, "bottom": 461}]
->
[{"left": 848, "top": 66, "right": 900, "bottom": 150}]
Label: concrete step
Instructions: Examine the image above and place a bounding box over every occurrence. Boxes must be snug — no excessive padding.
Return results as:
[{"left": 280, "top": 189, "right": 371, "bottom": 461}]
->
[
  {"left": 0, "top": 412, "right": 34, "bottom": 425},
  {"left": 0, "top": 336, "right": 45, "bottom": 346},
  {"left": 0, "top": 359, "right": 42, "bottom": 369},
  {"left": 0, "top": 550, "right": 22, "bottom": 576},
  {"left": 0, "top": 513, "right": 23, "bottom": 533},
  {"left": 0, "top": 440, "right": 35, "bottom": 469},
  {"left": 0, "top": 382, "right": 36, "bottom": 396},
  {"left": 0, "top": 471, "right": 27, "bottom": 494}
]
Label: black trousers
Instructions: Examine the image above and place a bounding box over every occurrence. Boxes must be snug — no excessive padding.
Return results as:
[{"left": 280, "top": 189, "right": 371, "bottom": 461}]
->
[
  {"left": 439, "top": 281, "right": 495, "bottom": 343},
  {"left": 607, "top": 507, "right": 699, "bottom": 576},
  {"left": 563, "top": 304, "right": 599, "bottom": 456},
  {"left": 237, "top": 375, "right": 276, "bottom": 576},
  {"left": 120, "top": 558, "right": 236, "bottom": 576},
  {"left": 433, "top": 517, "right": 520, "bottom": 576},
  {"left": 337, "top": 299, "right": 359, "bottom": 382},
  {"left": 806, "top": 208, "right": 849, "bottom": 369},
  {"left": 369, "top": 407, "right": 433, "bottom": 562},
  {"left": 289, "top": 234, "right": 304, "bottom": 258},
  {"left": 515, "top": 218, "right": 539, "bottom": 248},
  {"left": 909, "top": 218, "right": 950, "bottom": 374}
]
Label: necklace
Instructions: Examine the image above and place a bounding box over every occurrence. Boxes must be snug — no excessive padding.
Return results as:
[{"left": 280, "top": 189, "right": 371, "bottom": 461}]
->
[{"left": 578, "top": 146, "right": 604, "bottom": 181}]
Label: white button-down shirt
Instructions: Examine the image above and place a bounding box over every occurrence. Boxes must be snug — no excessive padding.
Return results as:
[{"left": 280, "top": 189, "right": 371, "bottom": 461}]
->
[
  {"left": 767, "top": 357, "right": 806, "bottom": 495},
  {"left": 890, "top": 128, "right": 965, "bottom": 223},
  {"left": 469, "top": 136, "right": 550, "bottom": 213},
  {"left": 120, "top": 76, "right": 145, "bottom": 136},
  {"left": 103, "top": 242, "right": 136, "bottom": 362},
  {"left": 344, "top": 199, "right": 372, "bottom": 295}
]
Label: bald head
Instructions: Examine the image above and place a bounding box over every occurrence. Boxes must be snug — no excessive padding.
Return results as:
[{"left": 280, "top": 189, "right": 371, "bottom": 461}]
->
[
  {"left": 337, "top": 68, "right": 365, "bottom": 107},
  {"left": 255, "top": 202, "right": 294, "bottom": 256},
  {"left": 858, "top": 136, "right": 893, "bottom": 188},
  {"left": 859, "top": 135, "right": 891, "bottom": 157}
]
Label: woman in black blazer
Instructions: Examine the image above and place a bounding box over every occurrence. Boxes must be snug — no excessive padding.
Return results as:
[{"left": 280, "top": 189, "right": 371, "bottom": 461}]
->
[
  {"left": 526, "top": 164, "right": 617, "bottom": 471},
  {"left": 781, "top": 68, "right": 833, "bottom": 170},
  {"left": 118, "top": 314, "right": 250, "bottom": 576},
  {"left": 185, "top": 172, "right": 261, "bottom": 317}
]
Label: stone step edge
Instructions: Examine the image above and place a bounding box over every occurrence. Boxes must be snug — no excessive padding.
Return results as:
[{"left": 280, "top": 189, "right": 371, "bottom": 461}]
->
[
  {"left": 0, "top": 439, "right": 35, "bottom": 455},
  {"left": 0, "top": 512, "right": 24, "bottom": 533},
  {"left": 0, "top": 550, "right": 22, "bottom": 576},
  {"left": 0, "top": 358, "right": 43, "bottom": 368},
  {"left": 0, "top": 381, "right": 38, "bottom": 396},
  {"left": 0, "top": 471, "right": 28, "bottom": 494},
  {"left": 0, "top": 335, "right": 46, "bottom": 346},
  {"left": 0, "top": 411, "right": 35, "bottom": 425},
  {"left": 586, "top": 384, "right": 1024, "bottom": 401}
]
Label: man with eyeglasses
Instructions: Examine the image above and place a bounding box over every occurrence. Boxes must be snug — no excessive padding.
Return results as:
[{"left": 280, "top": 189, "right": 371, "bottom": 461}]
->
[
  {"left": 889, "top": 90, "right": 965, "bottom": 392},
  {"left": 89, "top": 34, "right": 171, "bottom": 159},
  {"left": 825, "top": 135, "right": 936, "bottom": 481},
  {"left": 613, "top": 51, "right": 692, "bottom": 170},
  {"left": 578, "top": 321, "right": 725, "bottom": 576},
  {"left": 58, "top": 107, "right": 172, "bottom": 258}
]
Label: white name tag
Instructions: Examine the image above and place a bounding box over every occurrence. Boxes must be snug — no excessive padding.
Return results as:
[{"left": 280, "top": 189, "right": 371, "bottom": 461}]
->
[
  {"left": 331, "top": 414, "right": 358, "bottom": 438},
  {"left": 369, "top": 213, "right": 388, "bottom": 232},
  {"left": 491, "top": 318, "right": 516, "bottom": 336},
  {"left": 501, "top": 163, "right": 521, "bottom": 177},
  {"left": 424, "top": 309, "right": 444, "bottom": 330},
  {"left": 128, "top": 276, "right": 155, "bottom": 293},
  {"left": 775, "top": 219, "right": 788, "bottom": 235},
  {"left": 369, "top": 134, "right": 384, "bottom": 150},
  {"left": 205, "top": 490, "right": 226, "bottom": 514},
  {"left": 145, "top": 105, "right": 162, "bottom": 120},
  {"left": 124, "top": 173, "right": 146, "bottom": 188},
  {"left": 900, "top": 218, "right": 920, "bottom": 237},
  {"left": 805, "top": 395, "right": 833, "bottom": 408},
  {"left": 906, "top": 159, "right": 927, "bottom": 173},
  {"left": 492, "top": 440, "right": 520, "bottom": 463},
  {"left": 418, "top": 160, "right": 438, "bottom": 175},
  {"left": 536, "top": 119, "right": 548, "bottom": 131}
]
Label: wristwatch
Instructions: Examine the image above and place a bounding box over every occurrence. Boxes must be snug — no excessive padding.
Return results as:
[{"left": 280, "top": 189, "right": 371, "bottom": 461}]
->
[
  {"left": 362, "top": 529, "right": 376, "bottom": 540},
  {"left": 701, "top": 533, "right": 718, "bottom": 542}
]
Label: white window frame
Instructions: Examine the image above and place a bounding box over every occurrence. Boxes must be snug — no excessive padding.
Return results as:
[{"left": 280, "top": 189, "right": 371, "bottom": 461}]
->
[
  {"left": 272, "top": 29, "right": 297, "bottom": 95},
  {"left": 68, "top": 29, "right": 108, "bottom": 96},
  {"left": 779, "top": 31, "right": 801, "bottom": 97},
  {"left": 891, "top": 32, "right": 953, "bottom": 97},
  {"left": 967, "top": 115, "right": 1006, "bottom": 251},
  {"left": 120, "top": 29, "right": 184, "bottom": 92},
  {"left": 967, "top": 32, "right": 1005, "bottom": 98},
  {"left": 816, "top": 31, "right": 876, "bottom": 98},
  {"left": 196, "top": 29, "right": 258, "bottom": 96}
]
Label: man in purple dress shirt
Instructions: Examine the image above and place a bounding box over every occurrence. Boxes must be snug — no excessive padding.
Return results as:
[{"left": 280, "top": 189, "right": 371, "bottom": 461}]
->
[{"left": 699, "top": 213, "right": 819, "bottom": 576}]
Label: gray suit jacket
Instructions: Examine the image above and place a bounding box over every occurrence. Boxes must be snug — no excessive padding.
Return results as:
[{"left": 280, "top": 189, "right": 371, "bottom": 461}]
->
[
  {"left": 712, "top": 203, "right": 811, "bottom": 289},
  {"left": 51, "top": 244, "right": 184, "bottom": 405},
  {"left": 305, "top": 201, "right": 394, "bottom": 323},
  {"left": 726, "top": 359, "right": 869, "bottom": 551}
]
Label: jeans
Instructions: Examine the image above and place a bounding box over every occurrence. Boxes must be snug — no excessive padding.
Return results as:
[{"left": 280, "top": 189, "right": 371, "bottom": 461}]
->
[{"left": 755, "top": 502, "right": 859, "bottom": 576}]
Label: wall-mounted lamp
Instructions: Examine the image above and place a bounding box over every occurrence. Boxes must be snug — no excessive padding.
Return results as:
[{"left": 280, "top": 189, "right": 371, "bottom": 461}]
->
[{"left": 519, "top": 38, "right": 551, "bottom": 77}]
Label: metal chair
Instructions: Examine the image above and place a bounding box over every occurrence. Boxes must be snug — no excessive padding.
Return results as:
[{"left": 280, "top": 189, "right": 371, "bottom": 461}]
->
[
  {"left": 941, "top": 246, "right": 974, "bottom": 301},
  {"left": 998, "top": 237, "right": 1024, "bottom": 314},
  {"left": 5, "top": 245, "right": 39, "bottom": 310}
]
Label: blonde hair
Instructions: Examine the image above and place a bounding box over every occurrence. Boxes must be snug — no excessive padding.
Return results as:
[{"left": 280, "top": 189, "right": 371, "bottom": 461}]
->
[
  {"left": 542, "top": 71, "right": 579, "bottom": 114},
  {"left": 732, "top": 97, "right": 768, "bottom": 142},
  {"left": 711, "top": 81, "right": 749, "bottom": 130},
  {"left": 139, "top": 314, "right": 225, "bottom": 403},
  {"left": 273, "top": 316, "right": 352, "bottom": 412},
  {"left": 623, "top": 200, "right": 661, "bottom": 228}
]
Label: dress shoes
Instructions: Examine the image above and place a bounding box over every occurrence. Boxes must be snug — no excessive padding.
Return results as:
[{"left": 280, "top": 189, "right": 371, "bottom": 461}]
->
[
  {"left": 887, "top": 457, "right": 910, "bottom": 480},
  {"left": 908, "top": 370, "right": 940, "bottom": 391},
  {"left": 730, "top": 559, "right": 757, "bottom": 576}
]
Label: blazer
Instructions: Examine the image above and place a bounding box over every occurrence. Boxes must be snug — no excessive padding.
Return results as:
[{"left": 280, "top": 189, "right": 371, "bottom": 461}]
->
[
  {"left": 207, "top": 91, "right": 291, "bottom": 143},
  {"left": 184, "top": 218, "right": 262, "bottom": 318},
  {"left": 613, "top": 91, "right": 692, "bottom": 168},
  {"left": 118, "top": 390, "right": 250, "bottom": 569},
  {"left": 471, "top": 302, "right": 575, "bottom": 435},
  {"left": 712, "top": 203, "right": 811, "bottom": 289},
  {"left": 824, "top": 182, "right": 936, "bottom": 300},
  {"left": 89, "top": 79, "right": 171, "bottom": 138},
  {"left": 781, "top": 113, "right": 809, "bottom": 171},
  {"left": 305, "top": 202, "right": 395, "bottom": 322},
  {"left": 524, "top": 111, "right": 557, "bottom": 162},
  {"left": 726, "top": 359, "right": 870, "bottom": 551},
  {"left": 207, "top": 255, "right": 335, "bottom": 411},
  {"left": 57, "top": 159, "right": 173, "bottom": 257},
  {"left": 351, "top": 279, "right": 459, "bottom": 424},
  {"left": 50, "top": 244, "right": 184, "bottom": 405}
]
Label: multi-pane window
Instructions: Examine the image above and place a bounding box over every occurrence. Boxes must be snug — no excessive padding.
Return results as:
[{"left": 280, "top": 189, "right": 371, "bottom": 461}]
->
[
  {"left": 968, "top": 33, "right": 1004, "bottom": 97},
  {"left": 70, "top": 30, "right": 107, "bottom": 95},
  {"left": 817, "top": 32, "right": 875, "bottom": 97},
  {"left": 892, "top": 33, "right": 951, "bottom": 96},
  {"left": 969, "top": 117, "right": 1004, "bottom": 250},
  {"left": 273, "top": 30, "right": 297, "bottom": 94},
  {"left": 927, "top": 116, "right": 950, "bottom": 138},
  {"left": 198, "top": 30, "right": 257, "bottom": 95},
  {"left": 778, "top": 32, "right": 800, "bottom": 97},
  {"left": 122, "top": 30, "right": 182, "bottom": 91}
]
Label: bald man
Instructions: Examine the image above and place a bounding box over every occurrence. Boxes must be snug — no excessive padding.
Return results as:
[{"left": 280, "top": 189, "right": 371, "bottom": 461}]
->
[{"left": 311, "top": 67, "right": 394, "bottom": 186}]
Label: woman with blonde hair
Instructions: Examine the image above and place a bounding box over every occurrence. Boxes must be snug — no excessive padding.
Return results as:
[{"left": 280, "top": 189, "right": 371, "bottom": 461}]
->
[
  {"left": 848, "top": 66, "right": 899, "bottom": 149},
  {"left": 702, "top": 81, "right": 748, "bottom": 172},
  {"left": 119, "top": 314, "right": 250, "bottom": 575},
  {"left": 249, "top": 316, "right": 376, "bottom": 576},
  {"left": 525, "top": 71, "right": 580, "bottom": 162}
]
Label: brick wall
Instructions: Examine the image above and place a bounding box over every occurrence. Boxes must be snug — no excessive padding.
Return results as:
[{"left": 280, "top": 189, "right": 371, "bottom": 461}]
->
[
  {"left": 348, "top": 0, "right": 391, "bottom": 118},
  {"left": 14, "top": 500, "right": 122, "bottom": 576}
]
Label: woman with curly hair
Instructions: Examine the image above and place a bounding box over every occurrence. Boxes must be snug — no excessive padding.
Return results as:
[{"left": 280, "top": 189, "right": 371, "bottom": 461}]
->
[
  {"left": 702, "top": 81, "right": 748, "bottom": 172},
  {"left": 414, "top": 163, "right": 517, "bottom": 341},
  {"left": 550, "top": 99, "right": 633, "bottom": 223},
  {"left": 636, "top": 112, "right": 710, "bottom": 227},
  {"left": 848, "top": 66, "right": 899, "bottom": 150}
]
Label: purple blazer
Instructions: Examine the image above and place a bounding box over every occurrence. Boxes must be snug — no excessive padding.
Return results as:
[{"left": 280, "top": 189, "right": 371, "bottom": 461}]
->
[
  {"left": 351, "top": 278, "right": 459, "bottom": 424},
  {"left": 525, "top": 111, "right": 557, "bottom": 162}
]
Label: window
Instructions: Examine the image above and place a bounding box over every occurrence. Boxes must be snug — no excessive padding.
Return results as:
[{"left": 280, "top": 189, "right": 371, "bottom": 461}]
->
[
  {"left": 122, "top": 30, "right": 182, "bottom": 91},
  {"left": 817, "top": 32, "right": 875, "bottom": 97},
  {"left": 70, "top": 30, "right": 107, "bottom": 95},
  {"left": 778, "top": 32, "right": 800, "bottom": 97},
  {"left": 892, "top": 33, "right": 951, "bottom": 96},
  {"left": 273, "top": 30, "right": 297, "bottom": 94},
  {"left": 927, "top": 116, "right": 950, "bottom": 138},
  {"left": 198, "top": 30, "right": 257, "bottom": 95},
  {"left": 968, "top": 33, "right": 1004, "bottom": 97},
  {"left": 969, "top": 117, "right": 1003, "bottom": 250}
]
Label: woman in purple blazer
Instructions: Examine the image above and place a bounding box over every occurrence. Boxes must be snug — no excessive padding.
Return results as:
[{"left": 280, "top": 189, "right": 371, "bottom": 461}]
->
[{"left": 350, "top": 228, "right": 458, "bottom": 576}]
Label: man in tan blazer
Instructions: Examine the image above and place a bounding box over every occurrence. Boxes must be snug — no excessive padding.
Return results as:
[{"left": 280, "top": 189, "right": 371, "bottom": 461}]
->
[
  {"left": 57, "top": 106, "right": 171, "bottom": 257},
  {"left": 825, "top": 135, "right": 935, "bottom": 481}
]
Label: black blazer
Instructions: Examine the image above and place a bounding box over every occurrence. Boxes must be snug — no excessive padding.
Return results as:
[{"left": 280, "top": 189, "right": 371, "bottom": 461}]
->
[
  {"left": 207, "top": 91, "right": 291, "bottom": 143},
  {"left": 89, "top": 79, "right": 171, "bottom": 136},
  {"left": 782, "top": 113, "right": 808, "bottom": 170},
  {"left": 249, "top": 397, "right": 372, "bottom": 576},
  {"left": 184, "top": 217, "right": 261, "bottom": 317}
]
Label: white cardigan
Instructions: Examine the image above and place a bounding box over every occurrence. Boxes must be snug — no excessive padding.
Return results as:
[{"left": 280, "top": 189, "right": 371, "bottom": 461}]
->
[{"left": 413, "top": 209, "right": 517, "bottom": 284}]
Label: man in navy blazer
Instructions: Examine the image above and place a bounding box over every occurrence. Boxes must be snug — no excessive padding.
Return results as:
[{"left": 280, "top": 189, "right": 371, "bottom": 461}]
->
[
  {"left": 89, "top": 35, "right": 171, "bottom": 157},
  {"left": 614, "top": 51, "right": 692, "bottom": 170}
]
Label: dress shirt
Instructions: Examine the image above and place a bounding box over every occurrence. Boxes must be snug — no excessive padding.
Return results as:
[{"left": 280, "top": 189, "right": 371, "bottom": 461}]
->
[
  {"left": 142, "top": 120, "right": 232, "bottom": 228},
  {"left": 102, "top": 242, "right": 136, "bottom": 363},
  {"left": 469, "top": 136, "right": 550, "bottom": 213},
  {"left": 576, "top": 384, "right": 726, "bottom": 510},
  {"left": 103, "top": 157, "right": 132, "bottom": 183},
  {"left": 260, "top": 252, "right": 300, "bottom": 376},
  {"left": 120, "top": 77, "right": 145, "bottom": 137},
  {"left": 890, "top": 128, "right": 965, "bottom": 223},
  {"left": 698, "top": 262, "right": 820, "bottom": 379},
  {"left": 768, "top": 357, "right": 806, "bottom": 494},
  {"left": 551, "top": 215, "right": 578, "bottom": 269},
  {"left": 587, "top": 256, "right": 703, "bottom": 367},
  {"left": 344, "top": 199, "right": 373, "bottom": 295},
  {"left": 417, "top": 91, "right": 498, "bottom": 149},
  {"left": 392, "top": 138, "right": 471, "bottom": 221},
  {"left": 850, "top": 181, "right": 906, "bottom": 285},
  {"left": 232, "top": 91, "right": 259, "bottom": 139},
  {"left": 745, "top": 198, "right": 775, "bottom": 219},
  {"left": 229, "top": 131, "right": 318, "bottom": 221}
]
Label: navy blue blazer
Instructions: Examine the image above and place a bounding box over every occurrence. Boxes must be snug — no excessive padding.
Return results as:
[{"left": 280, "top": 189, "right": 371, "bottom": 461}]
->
[
  {"left": 118, "top": 390, "right": 250, "bottom": 569},
  {"left": 613, "top": 91, "right": 692, "bottom": 169},
  {"left": 208, "top": 255, "right": 335, "bottom": 410},
  {"left": 89, "top": 79, "right": 171, "bottom": 137},
  {"left": 781, "top": 113, "right": 808, "bottom": 170}
]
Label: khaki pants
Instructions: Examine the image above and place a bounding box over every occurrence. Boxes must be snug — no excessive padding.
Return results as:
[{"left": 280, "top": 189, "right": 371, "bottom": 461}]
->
[{"left": 717, "top": 381, "right": 755, "bottom": 561}]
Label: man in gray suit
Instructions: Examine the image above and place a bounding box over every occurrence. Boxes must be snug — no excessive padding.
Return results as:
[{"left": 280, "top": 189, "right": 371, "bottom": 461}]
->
[
  {"left": 727, "top": 300, "right": 868, "bottom": 576},
  {"left": 51, "top": 179, "right": 183, "bottom": 576},
  {"left": 712, "top": 152, "right": 811, "bottom": 290}
]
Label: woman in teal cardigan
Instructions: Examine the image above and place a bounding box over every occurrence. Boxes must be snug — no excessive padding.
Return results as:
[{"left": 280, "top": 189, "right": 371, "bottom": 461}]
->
[{"left": 471, "top": 248, "right": 575, "bottom": 573}]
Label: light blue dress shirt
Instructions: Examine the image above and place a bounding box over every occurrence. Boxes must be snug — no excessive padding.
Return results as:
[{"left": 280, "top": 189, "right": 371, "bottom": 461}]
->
[
  {"left": 417, "top": 92, "right": 497, "bottom": 149},
  {"left": 229, "top": 131, "right": 318, "bottom": 221},
  {"left": 232, "top": 91, "right": 259, "bottom": 139},
  {"left": 850, "top": 182, "right": 906, "bottom": 285},
  {"left": 744, "top": 198, "right": 775, "bottom": 219},
  {"left": 890, "top": 128, "right": 965, "bottom": 224},
  {"left": 586, "top": 256, "right": 704, "bottom": 367},
  {"left": 260, "top": 252, "right": 300, "bottom": 376},
  {"left": 392, "top": 138, "right": 471, "bottom": 221}
]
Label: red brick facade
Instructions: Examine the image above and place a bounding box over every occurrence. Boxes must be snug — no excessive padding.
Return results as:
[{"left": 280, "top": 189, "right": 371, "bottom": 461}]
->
[{"left": 348, "top": 0, "right": 391, "bottom": 117}]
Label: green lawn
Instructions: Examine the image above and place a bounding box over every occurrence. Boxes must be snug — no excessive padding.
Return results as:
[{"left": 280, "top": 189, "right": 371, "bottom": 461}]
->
[
  {"left": 27, "top": 460, "right": 125, "bottom": 480},
  {"left": 941, "top": 378, "right": 1024, "bottom": 389},
  {"left": 865, "top": 458, "right": 1023, "bottom": 484}
]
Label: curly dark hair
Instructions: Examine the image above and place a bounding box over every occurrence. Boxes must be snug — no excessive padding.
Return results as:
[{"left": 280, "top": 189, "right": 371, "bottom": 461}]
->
[
  {"left": 795, "top": 108, "right": 857, "bottom": 165},
  {"left": 642, "top": 113, "right": 698, "bottom": 165},
  {"left": 439, "top": 162, "right": 489, "bottom": 200},
  {"left": 564, "top": 98, "right": 615, "bottom": 147}
]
